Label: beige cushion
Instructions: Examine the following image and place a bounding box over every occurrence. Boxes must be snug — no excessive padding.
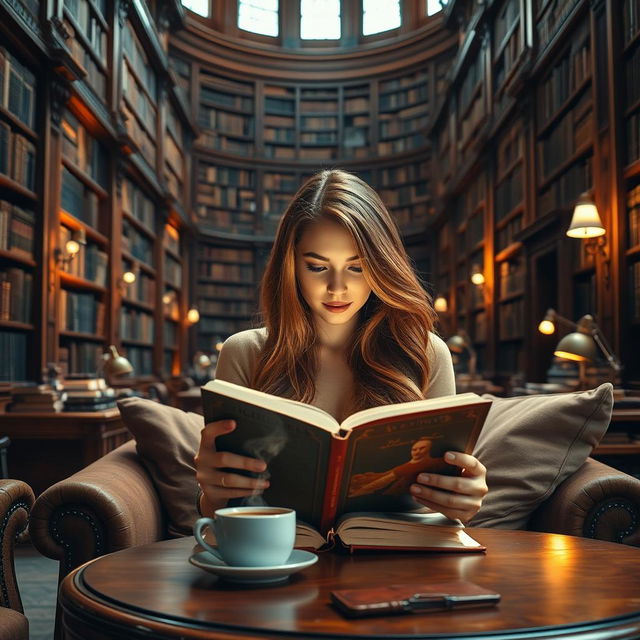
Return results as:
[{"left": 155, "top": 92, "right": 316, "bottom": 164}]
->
[
  {"left": 117, "top": 397, "right": 203, "bottom": 536},
  {"left": 469, "top": 383, "right": 613, "bottom": 529}
]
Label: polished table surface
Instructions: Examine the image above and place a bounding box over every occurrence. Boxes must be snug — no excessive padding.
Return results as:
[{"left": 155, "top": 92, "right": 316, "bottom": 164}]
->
[{"left": 60, "top": 530, "right": 640, "bottom": 639}]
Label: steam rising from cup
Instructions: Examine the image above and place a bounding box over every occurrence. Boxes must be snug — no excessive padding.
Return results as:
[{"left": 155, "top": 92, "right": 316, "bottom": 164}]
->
[{"left": 242, "top": 425, "right": 287, "bottom": 507}]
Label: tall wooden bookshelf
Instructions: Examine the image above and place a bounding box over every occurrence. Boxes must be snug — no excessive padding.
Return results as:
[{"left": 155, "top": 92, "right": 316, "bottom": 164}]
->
[
  {"left": 0, "top": 44, "right": 39, "bottom": 381},
  {"left": 0, "top": 0, "right": 195, "bottom": 386}
]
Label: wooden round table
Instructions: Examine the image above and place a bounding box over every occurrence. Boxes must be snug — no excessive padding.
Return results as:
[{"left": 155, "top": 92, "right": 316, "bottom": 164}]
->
[{"left": 59, "top": 530, "right": 640, "bottom": 639}]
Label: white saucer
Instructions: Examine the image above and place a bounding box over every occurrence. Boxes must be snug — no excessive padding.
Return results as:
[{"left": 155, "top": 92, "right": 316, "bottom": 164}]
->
[{"left": 189, "top": 549, "right": 318, "bottom": 585}]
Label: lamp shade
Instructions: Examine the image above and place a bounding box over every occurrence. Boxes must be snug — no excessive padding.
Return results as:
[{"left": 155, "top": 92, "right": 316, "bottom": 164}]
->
[
  {"left": 566, "top": 193, "right": 605, "bottom": 238},
  {"left": 103, "top": 345, "right": 133, "bottom": 377},
  {"left": 554, "top": 332, "right": 598, "bottom": 362},
  {"left": 446, "top": 334, "right": 467, "bottom": 354}
]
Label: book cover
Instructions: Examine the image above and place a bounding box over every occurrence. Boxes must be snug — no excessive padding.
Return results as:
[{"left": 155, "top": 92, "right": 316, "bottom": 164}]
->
[{"left": 202, "top": 380, "right": 491, "bottom": 537}]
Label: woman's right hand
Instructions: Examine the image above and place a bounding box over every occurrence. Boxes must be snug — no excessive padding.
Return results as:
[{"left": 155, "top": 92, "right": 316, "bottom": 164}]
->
[{"left": 194, "top": 419, "right": 270, "bottom": 515}]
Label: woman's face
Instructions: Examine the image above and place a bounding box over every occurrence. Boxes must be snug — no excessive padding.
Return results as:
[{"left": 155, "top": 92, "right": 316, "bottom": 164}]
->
[{"left": 295, "top": 218, "right": 372, "bottom": 330}]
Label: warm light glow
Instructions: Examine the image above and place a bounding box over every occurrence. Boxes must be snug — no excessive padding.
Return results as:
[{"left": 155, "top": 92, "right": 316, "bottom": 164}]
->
[
  {"left": 470, "top": 270, "right": 485, "bottom": 286},
  {"left": 554, "top": 350, "right": 588, "bottom": 362},
  {"left": 434, "top": 295, "right": 448, "bottom": 313},
  {"left": 215, "top": 341, "right": 224, "bottom": 351},
  {"left": 187, "top": 307, "right": 200, "bottom": 324},
  {"left": 566, "top": 194, "right": 605, "bottom": 239},
  {"left": 538, "top": 320, "right": 555, "bottom": 335},
  {"left": 65, "top": 239, "right": 81, "bottom": 256},
  {"left": 122, "top": 271, "right": 136, "bottom": 285},
  {"left": 162, "top": 293, "right": 172, "bottom": 305}
]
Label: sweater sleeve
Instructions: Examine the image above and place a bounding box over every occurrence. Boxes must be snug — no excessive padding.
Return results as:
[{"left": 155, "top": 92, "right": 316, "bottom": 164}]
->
[
  {"left": 214, "top": 328, "right": 266, "bottom": 388},
  {"left": 423, "top": 333, "right": 456, "bottom": 398}
]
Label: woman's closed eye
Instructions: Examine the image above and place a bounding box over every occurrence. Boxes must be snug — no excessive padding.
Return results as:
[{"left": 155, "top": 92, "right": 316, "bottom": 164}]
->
[{"left": 305, "top": 263, "right": 363, "bottom": 273}]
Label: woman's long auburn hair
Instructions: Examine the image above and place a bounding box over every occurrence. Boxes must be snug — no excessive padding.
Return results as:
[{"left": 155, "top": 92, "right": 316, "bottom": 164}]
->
[{"left": 251, "top": 169, "right": 438, "bottom": 411}]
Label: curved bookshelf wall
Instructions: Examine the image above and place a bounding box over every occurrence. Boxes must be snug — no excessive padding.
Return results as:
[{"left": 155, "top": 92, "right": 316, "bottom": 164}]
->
[{"left": 170, "top": 19, "right": 457, "bottom": 351}]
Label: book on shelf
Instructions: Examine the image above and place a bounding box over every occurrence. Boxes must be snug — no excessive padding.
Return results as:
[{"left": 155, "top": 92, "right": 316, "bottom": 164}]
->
[{"left": 202, "top": 379, "right": 491, "bottom": 546}]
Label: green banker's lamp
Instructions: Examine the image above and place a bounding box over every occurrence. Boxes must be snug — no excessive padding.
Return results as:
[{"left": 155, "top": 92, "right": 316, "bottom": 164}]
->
[{"left": 538, "top": 309, "right": 621, "bottom": 389}]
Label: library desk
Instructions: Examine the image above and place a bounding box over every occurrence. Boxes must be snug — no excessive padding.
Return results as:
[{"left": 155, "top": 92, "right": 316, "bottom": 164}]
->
[
  {"left": 0, "top": 409, "right": 130, "bottom": 495},
  {"left": 59, "top": 530, "right": 640, "bottom": 640}
]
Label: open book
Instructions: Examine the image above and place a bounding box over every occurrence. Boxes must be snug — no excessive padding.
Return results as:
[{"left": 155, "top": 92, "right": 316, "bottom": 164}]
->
[{"left": 201, "top": 380, "right": 491, "bottom": 541}]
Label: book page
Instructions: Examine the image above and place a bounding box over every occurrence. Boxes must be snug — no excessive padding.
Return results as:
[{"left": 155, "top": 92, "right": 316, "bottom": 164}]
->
[
  {"left": 203, "top": 380, "right": 341, "bottom": 433},
  {"left": 340, "top": 392, "right": 482, "bottom": 432},
  {"left": 335, "top": 400, "right": 491, "bottom": 517}
]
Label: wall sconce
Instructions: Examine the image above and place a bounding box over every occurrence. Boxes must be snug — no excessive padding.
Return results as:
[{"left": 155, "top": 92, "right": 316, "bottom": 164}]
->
[
  {"left": 434, "top": 294, "right": 448, "bottom": 313},
  {"left": 118, "top": 267, "right": 137, "bottom": 293},
  {"left": 566, "top": 192, "right": 606, "bottom": 256},
  {"left": 470, "top": 264, "right": 485, "bottom": 286},
  {"left": 538, "top": 308, "right": 621, "bottom": 388},
  {"left": 186, "top": 306, "right": 200, "bottom": 324},
  {"left": 54, "top": 228, "right": 86, "bottom": 267}
]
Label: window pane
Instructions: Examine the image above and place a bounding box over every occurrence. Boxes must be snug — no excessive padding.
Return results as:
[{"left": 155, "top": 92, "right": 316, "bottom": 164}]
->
[
  {"left": 362, "top": 0, "right": 400, "bottom": 36},
  {"left": 238, "top": 0, "right": 279, "bottom": 37},
  {"left": 181, "top": 0, "right": 209, "bottom": 17},
  {"left": 427, "top": 0, "right": 446, "bottom": 16},
  {"left": 300, "top": 0, "right": 340, "bottom": 40}
]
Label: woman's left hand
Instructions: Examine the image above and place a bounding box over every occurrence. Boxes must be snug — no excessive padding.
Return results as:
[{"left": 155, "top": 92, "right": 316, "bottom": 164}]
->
[{"left": 409, "top": 452, "right": 488, "bottom": 523}]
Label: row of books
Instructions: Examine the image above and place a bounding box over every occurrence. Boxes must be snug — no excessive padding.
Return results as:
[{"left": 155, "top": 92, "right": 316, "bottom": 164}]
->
[
  {"left": 122, "top": 178, "right": 155, "bottom": 231},
  {"left": 199, "top": 246, "right": 253, "bottom": 262},
  {"left": 163, "top": 320, "right": 177, "bottom": 346},
  {"left": 201, "top": 86, "right": 253, "bottom": 113},
  {"left": 59, "top": 227, "right": 108, "bottom": 285},
  {"left": 120, "top": 308, "right": 155, "bottom": 343},
  {"left": 0, "top": 267, "right": 32, "bottom": 323},
  {"left": 391, "top": 203, "right": 430, "bottom": 228},
  {"left": 165, "top": 254, "right": 182, "bottom": 288},
  {"left": 124, "top": 345, "right": 153, "bottom": 376},
  {"left": 199, "top": 106, "right": 254, "bottom": 136},
  {"left": 198, "top": 185, "right": 257, "bottom": 211},
  {"left": 498, "top": 297, "right": 525, "bottom": 340},
  {"left": 163, "top": 224, "right": 180, "bottom": 254},
  {"left": 63, "top": 19, "right": 108, "bottom": 102},
  {"left": 123, "top": 21, "right": 156, "bottom": 98},
  {"left": 458, "top": 94, "right": 487, "bottom": 152},
  {"left": 379, "top": 113, "right": 429, "bottom": 139},
  {"left": 0, "top": 330, "right": 26, "bottom": 381},
  {"left": 263, "top": 172, "right": 297, "bottom": 191},
  {"left": 60, "top": 289, "right": 105, "bottom": 335},
  {"left": 0, "top": 201, "right": 34, "bottom": 258},
  {"left": 123, "top": 272, "right": 155, "bottom": 307},
  {"left": 537, "top": 39, "right": 591, "bottom": 126},
  {"left": 122, "top": 220, "right": 153, "bottom": 265},
  {"left": 380, "top": 71, "right": 428, "bottom": 93},
  {"left": 199, "top": 262, "right": 254, "bottom": 281},
  {"left": 536, "top": 0, "right": 581, "bottom": 53},
  {"left": 498, "top": 260, "right": 525, "bottom": 300},
  {"left": 379, "top": 86, "right": 428, "bottom": 112},
  {"left": 61, "top": 111, "right": 109, "bottom": 187},
  {"left": 61, "top": 168, "right": 100, "bottom": 227},
  {"left": 262, "top": 193, "right": 290, "bottom": 215},
  {"left": 496, "top": 124, "right": 524, "bottom": 178},
  {"left": 198, "top": 282, "right": 255, "bottom": 300},
  {"left": 629, "top": 260, "right": 640, "bottom": 323},
  {"left": 0, "top": 47, "right": 35, "bottom": 130},
  {"left": 164, "top": 133, "right": 184, "bottom": 176},
  {"left": 495, "top": 166, "right": 523, "bottom": 221},
  {"left": 199, "top": 299, "right": 254, "bottom": 315},
  {"left": 622, "top": 0, "right": 640, "bottom": 45},
  {"left": 200, "top": 164, "right": 254, "bottom": 187},
  {"left": 0, "top": 123, "right": 36, "bottom": 191},
  {"left": 200, "top": 316, "right": 250, "bottom": 335},
  {"left": 58, "top": 341, "right": 102, "bottom": 375},
  {"left": 626, "top": 111, "right": 640, "bottom": 167},
  {"left": 195, "top": 207, "right": 254, "bottom": 234},
  {"left": 122, "top": 101, "right": 156, "bottom": 170},
  {"left": 628, "top": 184, "right": 640, "bottom": 248},
  {"left": 264, "top": 128, "right": 295, "bottom": 143},
  {"left": 537, "top": 99, "right": 592, "bottom": 179},
  {"left": 495, "top": 214, "right": 523, "bottom": 253},
  {"left": 122, "top": 62, "right": 157, "bottom": 129},
  {"left": 537, "top": 154, "right": 592, "bottom": 215}
]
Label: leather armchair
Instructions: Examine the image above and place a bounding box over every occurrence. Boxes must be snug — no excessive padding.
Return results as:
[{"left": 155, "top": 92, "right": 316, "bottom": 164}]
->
[
  {"left": 30, "top": 441, "right": 640, "bottom": 586},
  {"left": 0, "top": 479, "right": 35, "bottom": 640}
]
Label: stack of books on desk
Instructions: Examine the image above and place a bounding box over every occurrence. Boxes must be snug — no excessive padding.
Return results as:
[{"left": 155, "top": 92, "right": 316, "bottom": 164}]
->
[
  {"left": 8, "top": 384, "right": 64, "bottom": 412},
  {"left": 61, "top": 377, "right": 117, "bottom": 412}
]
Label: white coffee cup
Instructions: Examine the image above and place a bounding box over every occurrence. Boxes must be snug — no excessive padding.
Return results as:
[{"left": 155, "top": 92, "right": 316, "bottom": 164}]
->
[{"left": 193, "top": 506, "right": 296, "bottom": 567}]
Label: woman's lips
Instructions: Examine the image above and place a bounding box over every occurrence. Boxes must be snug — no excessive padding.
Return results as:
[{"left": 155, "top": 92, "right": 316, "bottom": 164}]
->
[{"left": 322, "top": 302, "right": 352, "bottom": 313}]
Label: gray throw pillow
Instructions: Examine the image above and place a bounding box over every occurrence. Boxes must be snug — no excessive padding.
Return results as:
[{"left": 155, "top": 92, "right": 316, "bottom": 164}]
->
[{"left": 469, "top": 382, "right": 613, "bottom": 529}]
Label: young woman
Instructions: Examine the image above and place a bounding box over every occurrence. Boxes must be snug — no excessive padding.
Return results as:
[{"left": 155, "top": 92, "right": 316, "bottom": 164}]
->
[{"left": 195, "top": 170, "right": 487, "bottom": 523}]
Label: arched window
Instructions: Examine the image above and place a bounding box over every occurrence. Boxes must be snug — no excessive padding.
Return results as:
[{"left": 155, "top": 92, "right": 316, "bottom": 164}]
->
[
  {"left": 300, "top": 0, "right": 340, "bottom": 40},
  {"left": 362, "top": 0, "right": 400, "bottom": 36},
  {"left": 181, "top": 0, "right": 210, "bottom": 18},
  {"left": 238, "top": 0, "right": 279, "bottom": 37},
  {"left": 427, "top": 0, "right": 447, "bottom": 16}
]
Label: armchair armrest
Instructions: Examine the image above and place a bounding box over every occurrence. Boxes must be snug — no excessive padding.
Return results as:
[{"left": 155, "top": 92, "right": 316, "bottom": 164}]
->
[
  {"left": 0, "top": 479, "right": 34, "bottom": 613},
  {"left": 30, "top": 440, "right": 167, "bottom": 581},
  {"left": 529, "top": 457, "right": 640, "bottom": 546}
]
